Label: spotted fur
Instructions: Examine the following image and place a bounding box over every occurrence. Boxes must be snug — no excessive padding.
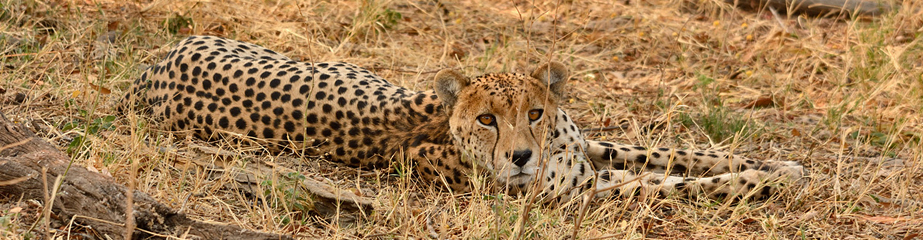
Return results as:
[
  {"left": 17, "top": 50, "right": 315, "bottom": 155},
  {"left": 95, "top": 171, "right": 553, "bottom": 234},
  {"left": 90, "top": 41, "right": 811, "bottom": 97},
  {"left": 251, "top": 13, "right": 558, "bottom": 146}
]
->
[{"left": 125, "top": 36, "right": 804, "bottom": 201}]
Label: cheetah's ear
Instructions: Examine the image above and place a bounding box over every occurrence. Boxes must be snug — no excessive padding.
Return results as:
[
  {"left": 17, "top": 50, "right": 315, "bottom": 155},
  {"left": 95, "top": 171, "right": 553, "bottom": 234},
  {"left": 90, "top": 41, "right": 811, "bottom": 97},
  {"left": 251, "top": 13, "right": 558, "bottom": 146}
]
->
[
  {"left": 530, "top": 62, "right": 569, "bottom": 98},
  {"left": 434, "top": 69, "right": 470, "bottom": 110}
]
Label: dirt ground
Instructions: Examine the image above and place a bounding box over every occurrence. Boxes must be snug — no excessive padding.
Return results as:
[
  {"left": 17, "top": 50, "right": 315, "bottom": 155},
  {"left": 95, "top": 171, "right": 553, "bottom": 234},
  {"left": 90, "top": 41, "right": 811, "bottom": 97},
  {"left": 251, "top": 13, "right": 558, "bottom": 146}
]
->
[{"left": 1, "top": 0, "right": 922, "bottom": 239}]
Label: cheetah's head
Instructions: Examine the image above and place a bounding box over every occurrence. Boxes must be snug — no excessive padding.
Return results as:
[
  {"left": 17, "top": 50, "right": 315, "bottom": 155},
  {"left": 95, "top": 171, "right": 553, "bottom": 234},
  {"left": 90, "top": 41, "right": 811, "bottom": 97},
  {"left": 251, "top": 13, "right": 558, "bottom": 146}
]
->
[{"left": 434, "top": 62, "right": 569, "bottom": 189}]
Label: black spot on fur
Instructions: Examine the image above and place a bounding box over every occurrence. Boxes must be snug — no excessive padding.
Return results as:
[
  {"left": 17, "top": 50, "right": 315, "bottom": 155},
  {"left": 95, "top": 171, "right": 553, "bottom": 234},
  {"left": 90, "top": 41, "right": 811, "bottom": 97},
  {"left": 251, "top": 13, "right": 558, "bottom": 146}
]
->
[{"left": 603, "top": 148, "right": 617, "bottom": 159}]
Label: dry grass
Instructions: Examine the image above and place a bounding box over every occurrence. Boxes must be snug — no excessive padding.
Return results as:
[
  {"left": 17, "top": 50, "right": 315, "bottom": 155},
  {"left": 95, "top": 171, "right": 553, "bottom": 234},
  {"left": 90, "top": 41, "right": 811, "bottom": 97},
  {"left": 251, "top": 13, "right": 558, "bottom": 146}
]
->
[{"left": 2, "top": 0, "right": 923, "bottom": 239}]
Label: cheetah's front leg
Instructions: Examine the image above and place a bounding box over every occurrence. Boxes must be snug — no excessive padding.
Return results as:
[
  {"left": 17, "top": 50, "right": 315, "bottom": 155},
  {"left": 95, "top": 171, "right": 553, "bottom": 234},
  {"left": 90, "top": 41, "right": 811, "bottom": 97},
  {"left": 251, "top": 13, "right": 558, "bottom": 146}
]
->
[{"left": 409, "top": 143, "right": 476, "bottom": 193}]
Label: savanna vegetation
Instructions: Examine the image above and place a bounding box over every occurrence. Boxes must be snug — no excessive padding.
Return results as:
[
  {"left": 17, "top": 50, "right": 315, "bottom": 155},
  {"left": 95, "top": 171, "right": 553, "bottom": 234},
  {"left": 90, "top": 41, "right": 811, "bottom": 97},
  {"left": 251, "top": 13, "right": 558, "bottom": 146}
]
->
[{"left": 1, "top": 0, "right": 921, "bottom": 239}]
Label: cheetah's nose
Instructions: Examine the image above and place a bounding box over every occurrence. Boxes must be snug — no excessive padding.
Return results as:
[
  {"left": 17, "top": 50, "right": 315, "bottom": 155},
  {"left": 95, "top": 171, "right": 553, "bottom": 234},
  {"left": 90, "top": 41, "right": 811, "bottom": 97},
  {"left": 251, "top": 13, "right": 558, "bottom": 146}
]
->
[{"left": 511, "top": 149, "right": 532, "bottom": 167}]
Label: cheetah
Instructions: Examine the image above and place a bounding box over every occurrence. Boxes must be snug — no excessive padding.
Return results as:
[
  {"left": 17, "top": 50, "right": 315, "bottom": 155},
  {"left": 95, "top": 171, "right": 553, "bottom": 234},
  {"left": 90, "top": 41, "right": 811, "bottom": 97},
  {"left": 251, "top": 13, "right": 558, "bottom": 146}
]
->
[{"left": 125, "top": 35, "right": 804, "bottom": 201}]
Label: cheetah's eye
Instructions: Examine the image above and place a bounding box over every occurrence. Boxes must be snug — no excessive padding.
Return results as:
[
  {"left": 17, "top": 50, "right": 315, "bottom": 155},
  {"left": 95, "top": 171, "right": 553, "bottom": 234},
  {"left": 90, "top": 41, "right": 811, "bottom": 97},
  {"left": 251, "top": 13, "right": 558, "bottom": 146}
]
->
[
  {"left": 477, "top": 114, "right": 496, "bottom": 126},
  {"left": 527, "top": 109, "right": 543, "bottom": 121}
]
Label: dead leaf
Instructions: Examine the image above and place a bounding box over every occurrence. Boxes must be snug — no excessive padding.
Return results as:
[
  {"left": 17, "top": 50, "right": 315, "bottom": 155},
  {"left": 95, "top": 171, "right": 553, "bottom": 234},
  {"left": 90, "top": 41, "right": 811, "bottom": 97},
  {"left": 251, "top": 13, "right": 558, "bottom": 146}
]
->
[
  {"left": 860, "top": 215, "right": 915, "bottom": 223},
  {"left": 205, "top": 23, "right": 225, "bottom": 35},
  {"left": 88, "top": 83, "right": 111, "bottom": 94},
  {"left": 107, "top": 20, "right": 119, "bottom": 31},
  {"left": 796, "top": 210, "right": 819, "bottom": 223},
  {"left": 792, "top": 128, "right": 802, "bottom": 137},
  {"left": 742, "top": 96, "right": 776, "bottom": 109},
  {"left": 904, "top": 233, "right": 919, "bottom": 240},
  {"left": 693, "top": 32, "right": 710, "bottom": 42},
  {"left": 449, "top": 43, "right": 466, "bottom": 59}
]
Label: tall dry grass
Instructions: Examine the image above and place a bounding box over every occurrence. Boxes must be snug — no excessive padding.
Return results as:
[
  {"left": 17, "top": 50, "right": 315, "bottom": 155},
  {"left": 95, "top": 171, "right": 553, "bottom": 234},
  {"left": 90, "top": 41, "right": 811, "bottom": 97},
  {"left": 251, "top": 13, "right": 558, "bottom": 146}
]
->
[{"left": 1, "top": 0, "right": 921, "bottom": 239}]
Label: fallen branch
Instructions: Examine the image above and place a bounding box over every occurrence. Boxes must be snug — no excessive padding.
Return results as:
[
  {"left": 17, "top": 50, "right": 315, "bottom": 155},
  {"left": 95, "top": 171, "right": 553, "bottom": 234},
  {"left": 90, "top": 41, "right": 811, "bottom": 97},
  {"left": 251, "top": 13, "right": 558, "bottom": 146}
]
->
[
  {"left": 0, "top": 113, "right": 290, "bottom": 240},
  {"left": 723, "top": 0, "right": 895, "bottom": 17},
  {"left": 182, "top": 144, "right": 375, "bottom": 225}
]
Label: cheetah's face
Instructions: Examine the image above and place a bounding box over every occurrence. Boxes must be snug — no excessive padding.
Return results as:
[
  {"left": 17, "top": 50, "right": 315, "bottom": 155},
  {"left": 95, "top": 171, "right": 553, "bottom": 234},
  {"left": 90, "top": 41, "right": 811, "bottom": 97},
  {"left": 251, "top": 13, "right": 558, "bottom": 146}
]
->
[{"left": 434, "top": 63, "right": 569, "bottom": 188}]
